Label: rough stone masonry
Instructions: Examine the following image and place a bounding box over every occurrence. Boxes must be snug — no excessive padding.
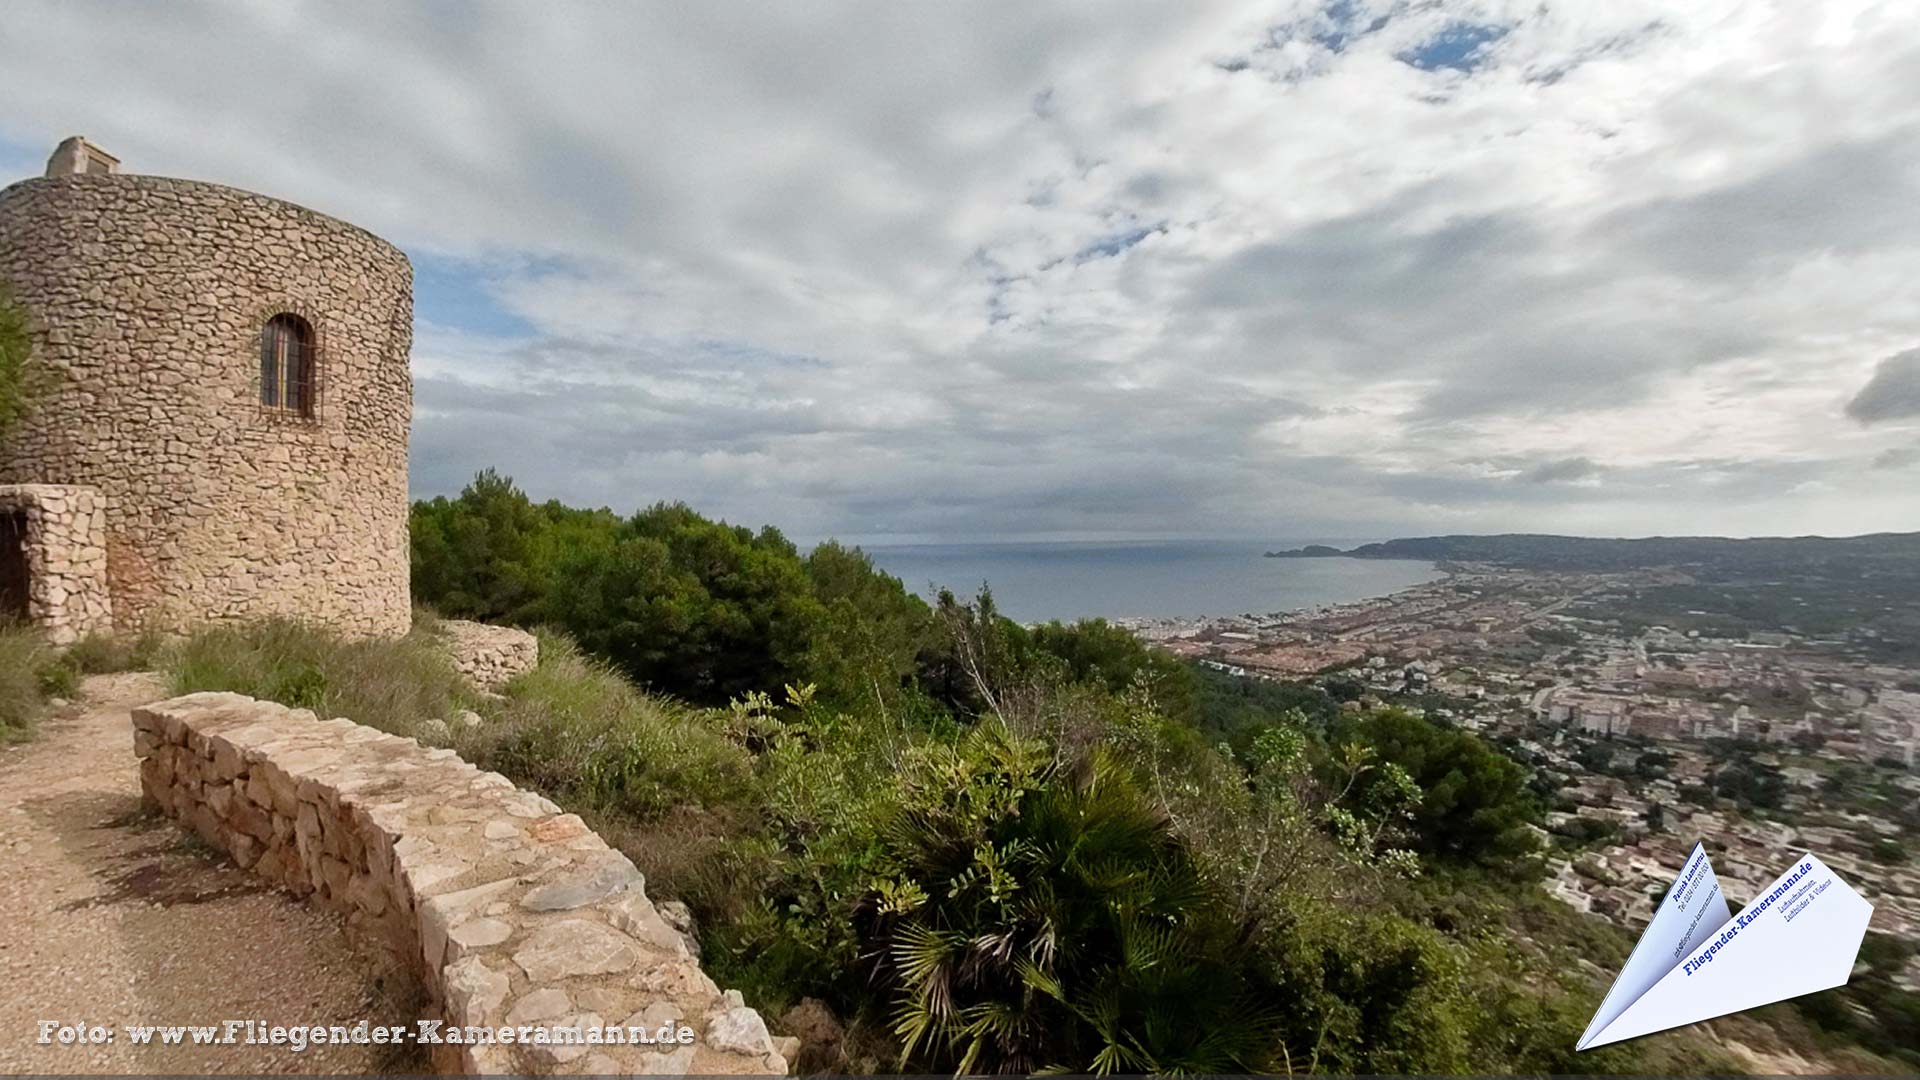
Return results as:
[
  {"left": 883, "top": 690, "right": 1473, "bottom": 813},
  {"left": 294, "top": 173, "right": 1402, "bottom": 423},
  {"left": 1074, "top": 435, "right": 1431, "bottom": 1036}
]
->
[
  {"left": 440, "top": 620, "right": 540, "bottom": 693},
  {"left": 132, "top": 692, "right": 786, "bottom": 1076},
  {"left": 0, "top": 483, "right": 111, "bottom": 644}
]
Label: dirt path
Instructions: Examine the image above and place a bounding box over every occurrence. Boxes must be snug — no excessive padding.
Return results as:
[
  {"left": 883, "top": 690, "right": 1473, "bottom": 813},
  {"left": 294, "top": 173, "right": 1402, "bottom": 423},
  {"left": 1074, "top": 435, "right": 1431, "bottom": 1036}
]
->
[{"left": 0, "top": 674, "right": 420, "bottom": 1074}]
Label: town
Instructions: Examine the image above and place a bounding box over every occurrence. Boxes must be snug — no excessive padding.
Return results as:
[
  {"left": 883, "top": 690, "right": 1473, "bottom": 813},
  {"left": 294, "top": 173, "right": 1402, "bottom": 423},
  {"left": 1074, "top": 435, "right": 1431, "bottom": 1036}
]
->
[{"left": 1119, "top": 562, "right": 1920, "bottom": 993}]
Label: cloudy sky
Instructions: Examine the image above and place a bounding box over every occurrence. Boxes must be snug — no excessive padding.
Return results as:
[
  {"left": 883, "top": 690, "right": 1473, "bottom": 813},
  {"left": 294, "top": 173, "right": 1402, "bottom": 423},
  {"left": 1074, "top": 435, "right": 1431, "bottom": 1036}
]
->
[{"left": 4, "top": 1, "right": 1919, "bottom": 543}]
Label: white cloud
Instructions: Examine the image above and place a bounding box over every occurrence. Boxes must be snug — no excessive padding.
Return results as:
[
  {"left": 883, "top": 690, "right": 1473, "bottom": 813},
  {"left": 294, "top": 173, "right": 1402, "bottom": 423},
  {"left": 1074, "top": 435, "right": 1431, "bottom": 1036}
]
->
[{"left": 4, "top": 0, "right": 1920, "bottom": 540}]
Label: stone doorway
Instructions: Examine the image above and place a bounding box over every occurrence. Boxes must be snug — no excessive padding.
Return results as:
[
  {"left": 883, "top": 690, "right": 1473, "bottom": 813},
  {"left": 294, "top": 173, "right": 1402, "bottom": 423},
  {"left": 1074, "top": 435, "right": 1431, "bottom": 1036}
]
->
[
  {"left": 0, "top": 486, "right": 112, "bottom": 643},
  {"left": 0, "top": 511, "right": 26, "bottom": 622}
]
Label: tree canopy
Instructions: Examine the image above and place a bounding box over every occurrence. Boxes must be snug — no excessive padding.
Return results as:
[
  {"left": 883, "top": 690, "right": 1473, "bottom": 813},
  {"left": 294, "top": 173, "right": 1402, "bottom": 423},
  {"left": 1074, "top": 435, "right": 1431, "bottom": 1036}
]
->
[
  {"left": 1330, "top": 708, "right": 1541, "bottom": 871},
  {"left": 412, "top": 471, "right": 930, "bottom": 705}
]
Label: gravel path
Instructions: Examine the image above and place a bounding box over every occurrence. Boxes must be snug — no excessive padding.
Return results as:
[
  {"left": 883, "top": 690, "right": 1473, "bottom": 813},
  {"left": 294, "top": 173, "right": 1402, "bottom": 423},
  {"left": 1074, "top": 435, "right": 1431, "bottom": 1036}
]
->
[{"left": 0, "top": 674, "right": 422, "bottom": 1074}]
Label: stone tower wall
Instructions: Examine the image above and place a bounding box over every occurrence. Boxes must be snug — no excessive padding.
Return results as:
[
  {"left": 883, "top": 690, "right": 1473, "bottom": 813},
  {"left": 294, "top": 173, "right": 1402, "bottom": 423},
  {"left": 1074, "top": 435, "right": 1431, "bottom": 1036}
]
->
[{"left": 0, "top": 173, "right": 412, "bottom": 636}]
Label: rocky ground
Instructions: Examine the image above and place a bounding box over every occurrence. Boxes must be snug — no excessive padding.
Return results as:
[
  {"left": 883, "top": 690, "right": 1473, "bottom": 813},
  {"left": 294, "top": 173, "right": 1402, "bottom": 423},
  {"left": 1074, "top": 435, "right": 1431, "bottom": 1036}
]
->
[{"left": 0, "top": 673, "right": 420, "bottom": 1074}]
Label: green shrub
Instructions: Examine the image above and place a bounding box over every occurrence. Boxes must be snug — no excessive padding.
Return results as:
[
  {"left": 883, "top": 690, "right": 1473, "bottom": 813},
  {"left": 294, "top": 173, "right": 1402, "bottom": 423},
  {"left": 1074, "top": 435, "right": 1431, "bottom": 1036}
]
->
[
  {"left": 38, "top": 652, "right": 79, "bottom": 699},
  {"left": 167, "top": 618, "right": 479, "bottom": 740},
  {"left": 1028, "top": 617, "right": 1197, "bottom": 723},
  {"left": 696, "top": 686, "right": 928, "bottom": 1014},
  {"left": 1253, "top": 901, "right": 1473, "bottom": 1072}
]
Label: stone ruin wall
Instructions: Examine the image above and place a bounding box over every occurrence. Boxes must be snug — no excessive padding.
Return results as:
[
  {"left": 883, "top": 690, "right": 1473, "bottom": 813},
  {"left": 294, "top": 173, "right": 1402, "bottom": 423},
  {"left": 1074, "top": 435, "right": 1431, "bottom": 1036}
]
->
[
  {"left": 0, "top": 483, "right": 111, "bottom": 644},
  {"left": 133, "top": 692, "right": 788, "bottom": 1076},
  {"left": 440, "top": 620, "right": 541, "bottom": 692},
  {"left": 0, "top": 172, "right": 412, "bottom": 637}
]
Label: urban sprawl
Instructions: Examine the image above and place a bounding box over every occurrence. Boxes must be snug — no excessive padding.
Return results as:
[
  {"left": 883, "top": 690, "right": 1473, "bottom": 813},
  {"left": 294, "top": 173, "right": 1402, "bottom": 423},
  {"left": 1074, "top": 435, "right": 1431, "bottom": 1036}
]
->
[{"left": 1119, "top": 564, "right": 1920, "bottom": 993}]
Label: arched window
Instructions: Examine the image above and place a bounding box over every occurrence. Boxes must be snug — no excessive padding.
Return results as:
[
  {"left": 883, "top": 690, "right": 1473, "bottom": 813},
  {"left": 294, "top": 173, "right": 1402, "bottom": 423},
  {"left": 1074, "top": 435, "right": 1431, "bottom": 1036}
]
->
[{"left": 260, "top": 313, "right": 315, "bottom": 416}]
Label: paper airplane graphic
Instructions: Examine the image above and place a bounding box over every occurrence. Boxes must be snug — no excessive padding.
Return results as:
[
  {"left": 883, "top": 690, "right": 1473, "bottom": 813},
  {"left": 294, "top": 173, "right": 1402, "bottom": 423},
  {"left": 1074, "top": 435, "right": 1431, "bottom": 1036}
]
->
[{"left": 1577, "top": 842, "right": 1873, "bottom": 1050}]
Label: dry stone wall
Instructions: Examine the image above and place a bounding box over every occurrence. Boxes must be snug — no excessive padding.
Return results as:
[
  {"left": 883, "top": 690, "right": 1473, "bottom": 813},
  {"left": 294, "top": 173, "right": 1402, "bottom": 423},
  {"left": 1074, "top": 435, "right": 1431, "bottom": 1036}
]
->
[
  {"left": 0, "top": 483, "right": 111, "bottom": 644},
  {"left": 0, "top": 172, "right": 411, "bottom": 637},
  {"left": 133, "top": 692, "right": 786, "bottom": 1076},
  {"left": 441, "top": 620, "right": 540, "bottom": 692}
]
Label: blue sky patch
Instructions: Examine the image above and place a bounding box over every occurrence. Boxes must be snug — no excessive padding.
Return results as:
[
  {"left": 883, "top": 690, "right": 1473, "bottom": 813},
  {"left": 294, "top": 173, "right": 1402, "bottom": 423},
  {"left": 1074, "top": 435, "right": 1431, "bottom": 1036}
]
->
[
  {"left": 0, "top": 131, "right": 48, "bottom": 181},
  {"left": 1399, "top": 22, "right": 1509, "bottom": 73},
  {"left": 1075, "top": 223, "right": 1164, "bottom": 264},
  {"left": 1311, "top": 0, "right": 1392, "bottom": 53},
  {"left": 412, "top": 255, "right": 538, "bottom": 338}
]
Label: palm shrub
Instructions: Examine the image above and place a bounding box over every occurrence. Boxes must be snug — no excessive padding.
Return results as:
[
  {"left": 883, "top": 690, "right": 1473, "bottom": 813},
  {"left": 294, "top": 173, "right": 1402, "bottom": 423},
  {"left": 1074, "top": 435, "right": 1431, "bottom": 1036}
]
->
[{"left": 861, "top": 721, "right": 1278, "bottom": 1075}]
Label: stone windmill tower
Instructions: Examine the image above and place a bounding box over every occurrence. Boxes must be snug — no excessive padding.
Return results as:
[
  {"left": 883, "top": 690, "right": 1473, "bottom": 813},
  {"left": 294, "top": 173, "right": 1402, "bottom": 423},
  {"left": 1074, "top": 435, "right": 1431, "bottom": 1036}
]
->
[{"left": 0, "top": 138, "right": 413, "bottom": 641}]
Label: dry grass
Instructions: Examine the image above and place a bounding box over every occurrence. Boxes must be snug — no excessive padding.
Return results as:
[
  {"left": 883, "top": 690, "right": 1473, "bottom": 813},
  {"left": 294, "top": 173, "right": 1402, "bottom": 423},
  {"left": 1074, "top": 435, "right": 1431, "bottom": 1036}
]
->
[
  {"left": 453, "top": 631, "right": 754, "bottom": 823},
  {"left": 167, "top": 618, "right": 482, "bottom": 741}
]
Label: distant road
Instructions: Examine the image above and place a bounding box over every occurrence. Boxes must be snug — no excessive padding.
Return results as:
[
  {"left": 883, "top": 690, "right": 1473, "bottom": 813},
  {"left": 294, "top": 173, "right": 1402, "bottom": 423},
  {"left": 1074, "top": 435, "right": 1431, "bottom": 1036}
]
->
[{"left": 1530, "top": 681, "right": 1563, "bottom": 715}]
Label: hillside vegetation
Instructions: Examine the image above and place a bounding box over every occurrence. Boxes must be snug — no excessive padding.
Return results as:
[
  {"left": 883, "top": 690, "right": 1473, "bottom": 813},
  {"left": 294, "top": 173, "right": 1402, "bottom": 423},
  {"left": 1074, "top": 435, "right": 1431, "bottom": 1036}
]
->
[{"left": 167, "top": 471, "right": 1769, "bottom": 1073}]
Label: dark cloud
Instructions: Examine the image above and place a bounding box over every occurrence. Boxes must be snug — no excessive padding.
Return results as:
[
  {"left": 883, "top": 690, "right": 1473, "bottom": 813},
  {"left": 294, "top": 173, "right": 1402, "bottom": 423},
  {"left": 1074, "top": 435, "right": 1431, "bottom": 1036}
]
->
[
  {"left": 1602, "top": 133, "right": 1920, "bottom": 282},
  {"left": 1519, "top": 457, "right": 1599, "bottom": 484},
  {"left": 1875, "top": 444, "right": 1920, "bottom": 470},
  {"left": 1846, "top": 349, "right": 1920, "bottom": 425}
]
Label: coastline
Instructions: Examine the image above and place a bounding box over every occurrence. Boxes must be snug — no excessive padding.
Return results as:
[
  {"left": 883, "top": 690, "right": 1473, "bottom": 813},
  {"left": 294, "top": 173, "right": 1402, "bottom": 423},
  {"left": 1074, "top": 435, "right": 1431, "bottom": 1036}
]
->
[
  {"left": 1113, "top": 558, "right": 1456, "bottom": 642},
  {"left": 863, "top": 539, "right": 1442, "bottom": 626}
]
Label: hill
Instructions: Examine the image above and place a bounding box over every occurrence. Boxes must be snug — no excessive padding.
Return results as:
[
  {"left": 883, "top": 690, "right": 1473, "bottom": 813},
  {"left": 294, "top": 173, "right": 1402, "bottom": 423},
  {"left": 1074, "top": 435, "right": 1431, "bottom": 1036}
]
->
[{"left": 1267, "top": 532, "right": 1920, "bottom": 578}]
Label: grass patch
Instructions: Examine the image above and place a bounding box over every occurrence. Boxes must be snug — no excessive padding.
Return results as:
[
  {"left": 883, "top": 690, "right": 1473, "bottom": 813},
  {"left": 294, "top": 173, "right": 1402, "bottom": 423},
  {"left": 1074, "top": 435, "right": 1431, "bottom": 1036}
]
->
[
  {"left": 159, "top": 618, "right": 750, "bottom": 814},
  {"left": 0, "top": 624, "right": 78, "bottom": 739},
  {"left": 63, "top": 628, "right": 168, "bottom": 674},
  {"left": 456, "top": 631, "right": 752, "bottom": 819},
  {"left": 167, "top": 618, "right": 482, "bottom": 741}
]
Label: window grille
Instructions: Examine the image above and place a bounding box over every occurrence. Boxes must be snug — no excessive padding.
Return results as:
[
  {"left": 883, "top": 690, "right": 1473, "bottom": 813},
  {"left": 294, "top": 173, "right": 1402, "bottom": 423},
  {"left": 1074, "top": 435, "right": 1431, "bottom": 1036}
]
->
[{"left": 260, "top": 313, "right": 317, "bottom": 417}]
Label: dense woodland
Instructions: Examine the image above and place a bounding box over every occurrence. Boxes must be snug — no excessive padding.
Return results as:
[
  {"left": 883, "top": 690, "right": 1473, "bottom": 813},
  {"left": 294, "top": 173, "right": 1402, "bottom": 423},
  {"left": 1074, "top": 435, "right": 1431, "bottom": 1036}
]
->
[{"left": 401, "top": 471, "right": 1766, "bottom": 1074}]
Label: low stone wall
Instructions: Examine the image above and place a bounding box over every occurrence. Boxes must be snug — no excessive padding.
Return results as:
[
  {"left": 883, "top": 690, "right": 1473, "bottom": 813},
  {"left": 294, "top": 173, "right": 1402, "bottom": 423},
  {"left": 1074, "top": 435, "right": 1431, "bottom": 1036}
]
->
[
  {"left": 0, "top": 483, "right": 112, "bottom": 645},
  {"left": 440, "top": 620, "right": 539, "bottom": 692},
  {"left": 132, "top": 692, "right": 786, "bottom": 1076}
]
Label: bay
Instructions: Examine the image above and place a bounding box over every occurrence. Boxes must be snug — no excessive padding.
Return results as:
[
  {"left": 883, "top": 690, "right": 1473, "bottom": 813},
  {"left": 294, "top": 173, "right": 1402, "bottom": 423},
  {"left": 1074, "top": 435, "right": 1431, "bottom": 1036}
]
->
[{"left": 859, "top": 539, "right": 1440, "bottom": 625}]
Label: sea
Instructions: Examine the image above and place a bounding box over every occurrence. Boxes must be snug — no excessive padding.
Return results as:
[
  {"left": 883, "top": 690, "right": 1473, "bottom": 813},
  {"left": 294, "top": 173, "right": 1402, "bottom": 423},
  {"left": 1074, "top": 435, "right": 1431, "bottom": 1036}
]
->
[{"left": 858, "top": 539, "right": 1441, "bottom": 625}]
